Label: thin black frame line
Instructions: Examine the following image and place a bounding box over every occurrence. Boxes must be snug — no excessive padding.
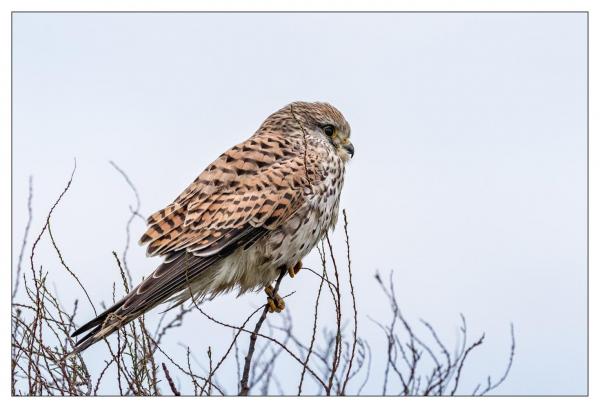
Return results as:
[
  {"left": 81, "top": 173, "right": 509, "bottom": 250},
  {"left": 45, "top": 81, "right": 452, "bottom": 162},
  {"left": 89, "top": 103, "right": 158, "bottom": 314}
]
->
[
  {"left": 10, "top": 10, "right": 590, "bottom": 14},
  {"left": 585, "top": 10, "right": 590, "bottom": 399}
]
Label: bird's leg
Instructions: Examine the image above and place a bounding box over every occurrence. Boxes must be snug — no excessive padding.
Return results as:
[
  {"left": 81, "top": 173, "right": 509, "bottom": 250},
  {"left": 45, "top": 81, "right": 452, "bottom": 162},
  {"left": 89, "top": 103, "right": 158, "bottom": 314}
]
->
[
  {"left": 288, "top": 260, "right": 303, "bottom": 278},
  {"left": 264, "top": 284, "right": 285, "bottom": 313}
]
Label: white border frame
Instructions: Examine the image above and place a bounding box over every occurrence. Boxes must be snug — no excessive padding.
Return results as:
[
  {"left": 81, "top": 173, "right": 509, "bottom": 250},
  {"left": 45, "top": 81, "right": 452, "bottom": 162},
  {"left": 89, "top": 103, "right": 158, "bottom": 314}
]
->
[{"left": 1, "top": 1, "right": 596, "bottom": 406}]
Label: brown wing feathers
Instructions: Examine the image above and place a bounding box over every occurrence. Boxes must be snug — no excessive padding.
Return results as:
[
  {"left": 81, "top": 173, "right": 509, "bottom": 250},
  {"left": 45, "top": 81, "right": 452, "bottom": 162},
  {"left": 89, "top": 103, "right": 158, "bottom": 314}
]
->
[{"left": 71, "top": 131, "right": 309, "bottom": 352}]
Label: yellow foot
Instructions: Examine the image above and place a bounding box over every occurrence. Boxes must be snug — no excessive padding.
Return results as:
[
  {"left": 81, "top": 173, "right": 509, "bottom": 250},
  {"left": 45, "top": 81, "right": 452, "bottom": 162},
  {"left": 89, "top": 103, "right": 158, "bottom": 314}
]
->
[
  {"left": 264, "top": 285, "right": 285, "bottom": 313},
  {"left": 288, "top": 260, "right": 303, "bottom": 278}
]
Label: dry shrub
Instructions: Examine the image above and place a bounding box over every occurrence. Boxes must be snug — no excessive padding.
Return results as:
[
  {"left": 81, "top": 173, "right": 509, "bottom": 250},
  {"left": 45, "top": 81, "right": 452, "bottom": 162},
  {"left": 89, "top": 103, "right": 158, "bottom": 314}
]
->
[{"left": 11, "top": 164, "right": 514, "bottom": 396}]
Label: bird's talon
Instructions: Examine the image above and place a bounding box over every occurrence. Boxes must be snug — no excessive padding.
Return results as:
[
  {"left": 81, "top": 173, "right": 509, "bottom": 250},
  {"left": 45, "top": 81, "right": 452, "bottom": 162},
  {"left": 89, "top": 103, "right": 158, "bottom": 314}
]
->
[
  {"left": 264, "top": 285, "right": 285, "bottom": 313},
  {"left": 275, "top": 297, "right": 285, "bottom": 312},
  {"left": 267, "top": 298, "right": 277, "bottom": 313},
  {"left": 288, "top": 260, "right": 303, "bottom": 278}
]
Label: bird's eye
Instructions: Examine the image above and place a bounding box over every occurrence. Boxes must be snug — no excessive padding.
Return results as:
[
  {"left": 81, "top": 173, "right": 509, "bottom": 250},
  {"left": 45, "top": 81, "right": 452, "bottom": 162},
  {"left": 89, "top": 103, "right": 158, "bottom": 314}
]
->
[{"left": 322, "top": 125, "right": 335, "bottom": 137}]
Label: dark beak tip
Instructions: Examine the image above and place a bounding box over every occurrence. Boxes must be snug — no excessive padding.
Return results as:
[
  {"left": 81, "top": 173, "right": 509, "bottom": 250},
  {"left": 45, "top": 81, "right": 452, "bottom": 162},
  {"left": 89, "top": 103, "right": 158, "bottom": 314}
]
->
[{"left": 345, "top": 143, "right": 355, "bottom": 158}]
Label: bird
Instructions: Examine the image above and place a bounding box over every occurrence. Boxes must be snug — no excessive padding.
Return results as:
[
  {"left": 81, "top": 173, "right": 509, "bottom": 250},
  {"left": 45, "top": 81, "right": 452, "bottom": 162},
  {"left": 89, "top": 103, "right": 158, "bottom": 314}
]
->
[{"left": 71, "top": 101, "right": 354, "bottom": 353}]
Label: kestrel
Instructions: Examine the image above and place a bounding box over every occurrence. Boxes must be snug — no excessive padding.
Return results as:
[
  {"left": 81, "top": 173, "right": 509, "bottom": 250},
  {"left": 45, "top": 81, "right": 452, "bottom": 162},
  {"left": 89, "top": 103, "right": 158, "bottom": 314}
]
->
[{"left": 72, "top": 101, "right": 354, "bottom": 352}]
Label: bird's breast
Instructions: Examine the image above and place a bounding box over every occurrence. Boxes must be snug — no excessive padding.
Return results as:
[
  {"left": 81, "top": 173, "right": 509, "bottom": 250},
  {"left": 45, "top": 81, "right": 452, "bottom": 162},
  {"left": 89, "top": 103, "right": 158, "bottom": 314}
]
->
[{"left": 265, "top": 159, "right": 345, "bottom": 269}]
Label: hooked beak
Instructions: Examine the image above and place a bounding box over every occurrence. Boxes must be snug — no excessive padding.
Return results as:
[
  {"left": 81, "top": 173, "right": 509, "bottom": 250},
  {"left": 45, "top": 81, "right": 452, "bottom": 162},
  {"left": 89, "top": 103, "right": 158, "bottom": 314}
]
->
[{"left": 344, "top": 142, "right": 355, "bottom": 158}]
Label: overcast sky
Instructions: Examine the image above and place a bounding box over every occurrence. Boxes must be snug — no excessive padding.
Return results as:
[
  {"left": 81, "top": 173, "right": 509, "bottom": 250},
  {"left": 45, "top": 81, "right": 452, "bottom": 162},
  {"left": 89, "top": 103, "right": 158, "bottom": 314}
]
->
[{"left": 12, "top": 12, "right": 587, "bottom": 395}]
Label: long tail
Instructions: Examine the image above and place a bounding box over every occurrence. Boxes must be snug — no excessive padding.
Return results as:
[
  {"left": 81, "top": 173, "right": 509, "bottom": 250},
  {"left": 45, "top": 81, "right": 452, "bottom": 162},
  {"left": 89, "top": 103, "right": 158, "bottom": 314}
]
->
[
  {"left": 71, "top": 224, "right": 269, "bottom": 354},
  {"left": 70, "top": 251, "right": 218, "bottom": 354}
]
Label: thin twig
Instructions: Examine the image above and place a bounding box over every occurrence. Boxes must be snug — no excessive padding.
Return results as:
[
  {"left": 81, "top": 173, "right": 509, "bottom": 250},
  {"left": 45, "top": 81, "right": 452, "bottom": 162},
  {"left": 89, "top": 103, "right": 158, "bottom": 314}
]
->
[
  {"left": 298, "top": 260, "right": 326, "bottom": 395},
  {"left": 13, "top": 175, "right": 33, "bottom": 300},
  {"left": 239, "top": 268, "right": 287, "bottom": 396},
  {"left": 109, "top": 161, "right": 143, "bottom": 289},
  {"left": 341, "top": 209, "right": 358, "bottom": 395},
  {"left": 161, "top": 363, "right": 180, "bottom": 396}
]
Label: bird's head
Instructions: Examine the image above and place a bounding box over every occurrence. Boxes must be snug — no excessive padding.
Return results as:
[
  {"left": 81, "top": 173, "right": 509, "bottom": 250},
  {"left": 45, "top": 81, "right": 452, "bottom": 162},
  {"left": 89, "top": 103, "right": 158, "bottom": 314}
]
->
[
  {"left": 289, "top": 101, "right": 354, "bottom": 162},
  {"left": 266, "top": 101, "right": 354, "bottom": 162}
]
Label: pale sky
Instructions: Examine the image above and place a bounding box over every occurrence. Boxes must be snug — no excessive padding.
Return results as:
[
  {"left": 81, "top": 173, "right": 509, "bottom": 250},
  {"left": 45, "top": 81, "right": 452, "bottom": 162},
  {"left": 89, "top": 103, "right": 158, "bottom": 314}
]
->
[{"left": 12, "top": 12, "right": 587, "bottom": 395}]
